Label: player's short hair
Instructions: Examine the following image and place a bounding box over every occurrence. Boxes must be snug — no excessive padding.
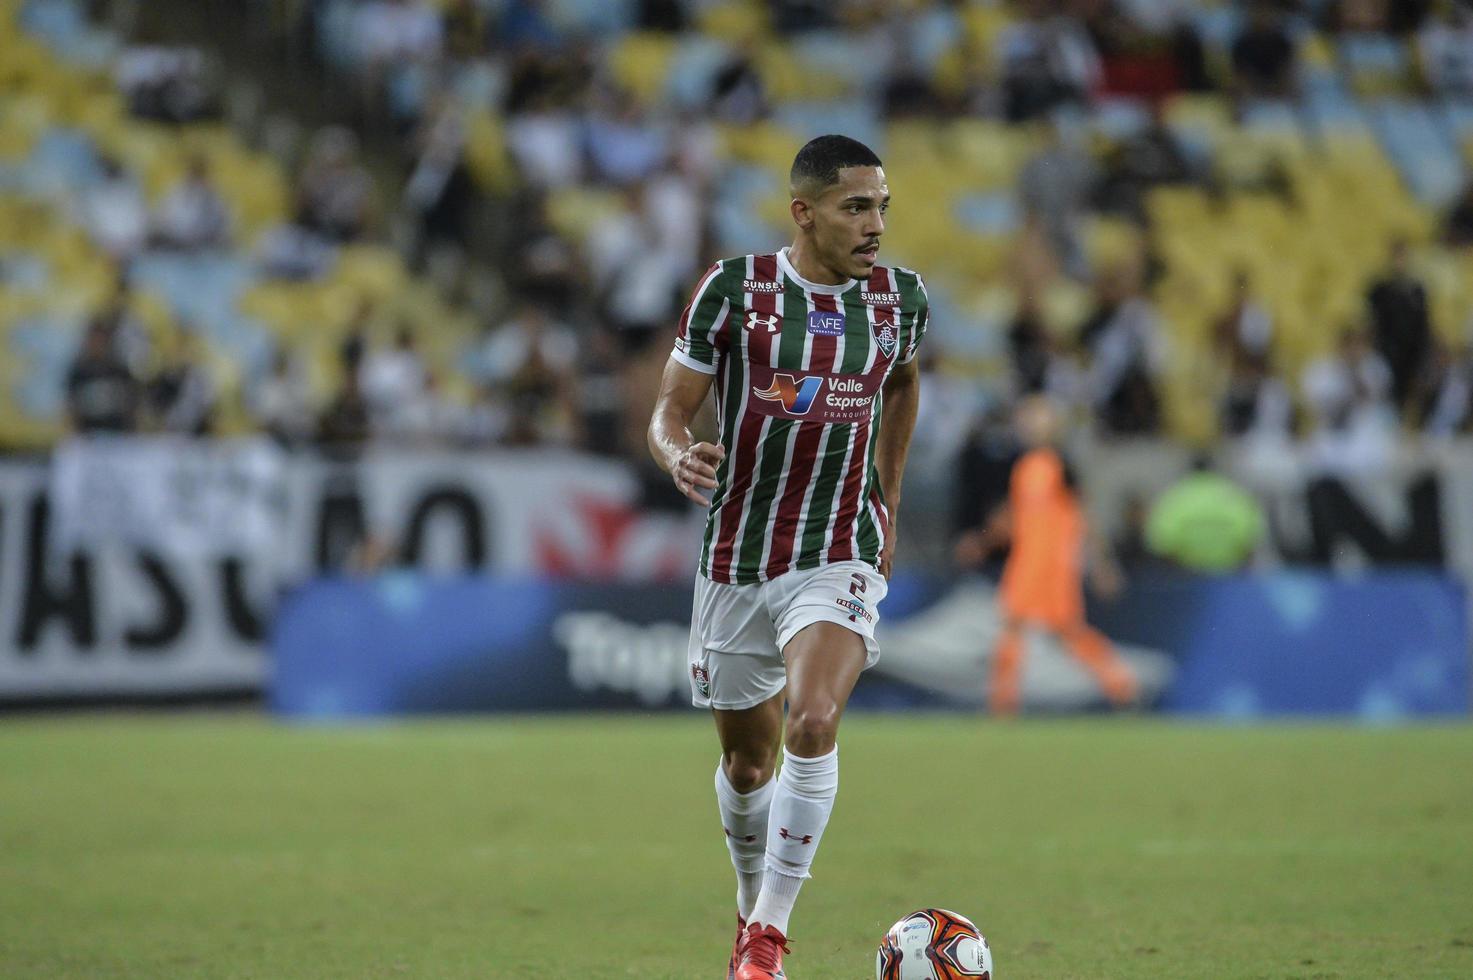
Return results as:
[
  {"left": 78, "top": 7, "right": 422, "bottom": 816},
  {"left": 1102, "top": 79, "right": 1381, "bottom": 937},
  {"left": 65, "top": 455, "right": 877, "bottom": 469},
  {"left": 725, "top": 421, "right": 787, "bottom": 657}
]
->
[{"left": 789, "top": 135, "right": 882, "bottom": 196}]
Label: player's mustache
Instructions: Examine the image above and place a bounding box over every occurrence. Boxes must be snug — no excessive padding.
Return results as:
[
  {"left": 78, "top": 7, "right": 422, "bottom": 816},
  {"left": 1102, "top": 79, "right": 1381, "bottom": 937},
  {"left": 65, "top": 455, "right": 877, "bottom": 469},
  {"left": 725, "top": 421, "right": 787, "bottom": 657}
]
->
[{"left": 853, "top": 240, "right": 880, "bottom": 253}]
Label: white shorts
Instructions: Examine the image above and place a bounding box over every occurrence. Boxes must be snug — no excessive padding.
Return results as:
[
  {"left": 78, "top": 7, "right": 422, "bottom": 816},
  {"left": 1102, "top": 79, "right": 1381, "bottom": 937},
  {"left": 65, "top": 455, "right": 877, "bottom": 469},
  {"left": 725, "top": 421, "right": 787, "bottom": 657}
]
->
[{"left": 687, "top": 560, "right": 888, "bottom": 710}]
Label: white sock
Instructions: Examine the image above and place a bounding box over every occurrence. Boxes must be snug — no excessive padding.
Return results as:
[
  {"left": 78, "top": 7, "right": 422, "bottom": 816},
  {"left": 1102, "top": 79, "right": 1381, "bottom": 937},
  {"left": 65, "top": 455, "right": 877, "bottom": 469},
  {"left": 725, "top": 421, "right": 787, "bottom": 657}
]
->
[
  {"left": 750, "top": 745, "right": 839, "bottom": 935},
  {"left": 715, "top": 761, "right": 774, "bottom": 920}
]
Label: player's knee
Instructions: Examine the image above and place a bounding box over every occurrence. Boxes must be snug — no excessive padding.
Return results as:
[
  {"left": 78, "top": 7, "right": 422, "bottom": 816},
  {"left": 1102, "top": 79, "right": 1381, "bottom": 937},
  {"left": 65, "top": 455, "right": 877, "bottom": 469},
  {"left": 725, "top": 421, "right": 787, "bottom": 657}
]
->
[
  {"left": 785, "top": 703, "right": 840, "bottom": 757},
  {"left": 722, "top": 747, "right": 776, "bottom": 793}
]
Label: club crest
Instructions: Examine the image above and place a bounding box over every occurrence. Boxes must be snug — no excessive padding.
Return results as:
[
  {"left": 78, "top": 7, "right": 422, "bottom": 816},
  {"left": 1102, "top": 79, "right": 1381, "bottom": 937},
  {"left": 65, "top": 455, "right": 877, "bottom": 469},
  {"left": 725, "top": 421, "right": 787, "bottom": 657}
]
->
[{"left": 873, "top": 314, "right": 898, "bottom": 358}]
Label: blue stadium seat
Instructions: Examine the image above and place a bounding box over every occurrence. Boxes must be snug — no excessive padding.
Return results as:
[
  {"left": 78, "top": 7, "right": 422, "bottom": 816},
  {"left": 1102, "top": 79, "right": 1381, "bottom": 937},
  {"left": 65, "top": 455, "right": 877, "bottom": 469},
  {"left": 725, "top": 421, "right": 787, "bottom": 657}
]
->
[
  {"left": 1369, "top": 99, "right": 1465, "bottom": 207},
  {"left": 772, "top": 100, "right": 882, "bottom": 153}
]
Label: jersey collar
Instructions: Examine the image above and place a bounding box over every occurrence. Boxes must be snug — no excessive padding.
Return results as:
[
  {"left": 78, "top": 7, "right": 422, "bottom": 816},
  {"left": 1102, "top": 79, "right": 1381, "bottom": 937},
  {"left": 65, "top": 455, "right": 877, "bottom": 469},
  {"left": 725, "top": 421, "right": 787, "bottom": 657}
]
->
[{"left": 777, "top": 247, "right": 861, "bottom": 296}]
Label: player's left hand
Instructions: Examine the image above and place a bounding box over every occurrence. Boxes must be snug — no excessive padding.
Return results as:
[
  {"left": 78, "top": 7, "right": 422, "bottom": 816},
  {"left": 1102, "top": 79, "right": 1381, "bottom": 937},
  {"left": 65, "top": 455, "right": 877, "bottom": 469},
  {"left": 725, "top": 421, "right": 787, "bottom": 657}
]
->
[{"left": 879, "top": 521, "right": 898, "bottom": 580}]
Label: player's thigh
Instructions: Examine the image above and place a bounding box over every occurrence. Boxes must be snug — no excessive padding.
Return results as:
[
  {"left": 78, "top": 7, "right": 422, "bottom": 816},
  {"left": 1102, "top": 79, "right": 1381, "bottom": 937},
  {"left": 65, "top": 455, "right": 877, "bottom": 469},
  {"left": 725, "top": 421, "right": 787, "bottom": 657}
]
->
[
  {"left": 782, "top": 620, "right": 868, "bottom": 719},
  {"left": 773, "top": 560, "right": 886, "bottom": 719}
]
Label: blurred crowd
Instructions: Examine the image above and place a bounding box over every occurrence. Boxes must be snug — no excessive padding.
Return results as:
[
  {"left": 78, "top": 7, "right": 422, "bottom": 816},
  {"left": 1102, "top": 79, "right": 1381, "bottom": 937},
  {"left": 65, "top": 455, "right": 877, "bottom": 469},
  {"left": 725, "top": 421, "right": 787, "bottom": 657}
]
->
[{"left": 11, "top": 0, "right": 1473, "bottom": 489}]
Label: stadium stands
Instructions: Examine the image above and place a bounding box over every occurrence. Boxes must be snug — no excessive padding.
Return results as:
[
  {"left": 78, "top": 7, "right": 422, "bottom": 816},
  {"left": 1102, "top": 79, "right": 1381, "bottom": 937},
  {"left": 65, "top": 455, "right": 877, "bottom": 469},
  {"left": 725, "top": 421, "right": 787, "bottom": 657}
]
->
[{"left": 3, "top": 0, "right": 1473, "bottom": 453}]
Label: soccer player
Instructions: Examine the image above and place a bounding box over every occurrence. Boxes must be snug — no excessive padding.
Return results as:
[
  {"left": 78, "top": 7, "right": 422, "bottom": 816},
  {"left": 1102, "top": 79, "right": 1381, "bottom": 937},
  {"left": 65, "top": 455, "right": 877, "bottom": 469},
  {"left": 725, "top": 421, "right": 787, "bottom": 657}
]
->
[
  {"left": 647, "top": 135, "right": 927, "bottom": 979},
  {"left": 956, "top": 395, "right": 1138, "bottom": 715}
]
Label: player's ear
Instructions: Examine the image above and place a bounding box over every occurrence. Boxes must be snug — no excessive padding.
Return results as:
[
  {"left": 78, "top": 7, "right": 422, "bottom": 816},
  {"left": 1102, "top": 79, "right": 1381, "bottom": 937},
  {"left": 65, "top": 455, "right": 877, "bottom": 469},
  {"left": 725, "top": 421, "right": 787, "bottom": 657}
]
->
[{"left": 790, "top": 196, "right": 814, "bottom": 231}]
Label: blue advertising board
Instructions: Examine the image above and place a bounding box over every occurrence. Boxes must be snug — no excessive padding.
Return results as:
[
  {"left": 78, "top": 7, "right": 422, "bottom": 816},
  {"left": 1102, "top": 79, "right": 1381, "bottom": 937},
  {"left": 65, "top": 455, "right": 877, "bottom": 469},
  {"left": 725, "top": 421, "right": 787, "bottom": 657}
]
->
[{"left": 271, "top": 571, "right": 1469, "bottom": 720}]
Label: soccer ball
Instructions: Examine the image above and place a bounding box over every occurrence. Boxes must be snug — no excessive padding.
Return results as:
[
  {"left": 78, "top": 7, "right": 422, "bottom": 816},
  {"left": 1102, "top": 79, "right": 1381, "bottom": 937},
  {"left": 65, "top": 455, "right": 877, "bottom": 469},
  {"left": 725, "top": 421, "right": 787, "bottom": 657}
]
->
[{"left": 876, "top": 908, "right": 993, "bottom": 979}]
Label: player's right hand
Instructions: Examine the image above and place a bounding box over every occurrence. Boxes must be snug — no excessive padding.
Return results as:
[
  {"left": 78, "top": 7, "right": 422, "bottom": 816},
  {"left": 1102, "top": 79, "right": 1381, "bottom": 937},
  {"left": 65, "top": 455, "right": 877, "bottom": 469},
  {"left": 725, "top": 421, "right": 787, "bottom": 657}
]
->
[{"left": 672, "top": 441, "right": 724, "bottom": 504}]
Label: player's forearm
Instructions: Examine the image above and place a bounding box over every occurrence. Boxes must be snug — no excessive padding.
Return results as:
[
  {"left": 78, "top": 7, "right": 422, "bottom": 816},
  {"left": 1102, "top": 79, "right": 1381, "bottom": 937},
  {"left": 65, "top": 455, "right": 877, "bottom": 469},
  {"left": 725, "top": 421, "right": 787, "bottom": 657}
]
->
[
  {"left": 875, "top": 368, "right": 921, "bottom": 511},
  {"left": 647, "top": 402, "right": 696, "bottom": 474}
]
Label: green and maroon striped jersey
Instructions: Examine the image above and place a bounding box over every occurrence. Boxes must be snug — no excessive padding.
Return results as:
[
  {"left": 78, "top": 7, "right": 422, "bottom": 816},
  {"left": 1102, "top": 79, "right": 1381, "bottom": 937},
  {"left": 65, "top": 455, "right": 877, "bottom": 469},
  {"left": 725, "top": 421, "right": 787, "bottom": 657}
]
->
[{"left": 671, "top": 247, "right": 929, "bottom": 585}]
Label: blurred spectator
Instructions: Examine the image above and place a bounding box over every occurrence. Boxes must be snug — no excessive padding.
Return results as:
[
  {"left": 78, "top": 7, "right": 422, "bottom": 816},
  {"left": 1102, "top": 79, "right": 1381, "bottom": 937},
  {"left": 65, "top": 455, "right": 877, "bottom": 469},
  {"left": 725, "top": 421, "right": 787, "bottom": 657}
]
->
[
  {"left": 79, "top": 156, "right": 147, "bottom": 262},
  {"left": 1301, "top": 326, "right": 1396, "bottom": 475},
  {"left": 149, "top": 328, "right": 218, "bottom": 436},
  {"left": 1093, "top": 104, "right": 1200, "bottom": 222},
  {"left": 255, "top": 222, "right": 336, "bottom": 281},
  {"left": 1442, "top": 178, "right": 1473, "bottom": 248},
  {"left": 443, "top": 0, "right": 491, "bottom": 62},
  {"left": 1231, "top": 2, "right": 1298, "bottom": 99},
  {"left": 1418, "top": 3, "right": 1473, "bottom": 94},
  {"left": 1109, "top": 0, "right": 1213, "bottom": 92},
  {"left": 1087, "top": 0, "right": 1204, "bottom": 101},
  {"left": 461, "top": 383, "right": 511, "bottom": 447},
  {"left": 505, "top": 83, "right": 585, "bottom": 188},
  {"left": 586, "top": 183, "right": 688, "bottom": 334},
  {"left": 1018, "top": 121, "right": 1096, "bottom": 279},
  {"left": 638, "top": 0, "right": 687, "bottom": 32},
  {"left": 1365, "top": 239, "right": 1432, "bottom": 410},
  {"left": 1111, "top": 493, "right": 1162, "bottom": 572},
  {"left": 356, "top": 0, "right": 443, "bottom": 72},
  {"left": 881, "top": 48, "right": 941, "bottom": 119},
  {"left": 66, "top": 322, "right": 142, "bottom": 433},
  {"left": 1408, "top": 343, "right": 1473, "bottom": 439},
  {"left": 586, "top": 87, "right": 668, "bottom": 186},
  {"left": 317, "top": 370, "right": 372, "bottom": 456},
  {"left": 475, "top": 301, "right": 577, "bottom": 388},
  {"left": 389, "top": 369, "right": 465, "bottom": 445},
  {"left": 1009, "top": 295, "right": 1054, "bottom": 395},
  {"left": 89, "top": 275, "right": 151, "bottom": 375},
  {"left": 1079, "top": 259, "right": 1165, "bottom": 435},
  {"left": 151, "top": 155, "right": 232, "bottom": 251},
  {"left": 710, "top": 44, "right": 769, "bottom": 124},
  {"left": 997, "top": 0, "right": 1103, "bottom": 122},
  {"left": 476, "top": 300, "right": 581, "bottom": 446},
  {"left": 360, "top": 325, "right": 428, "bottom": 433},
  {"left": 1008, "top": 291, "right": 1086, "bottom": 407},
  {"left": 296, "top": 127, "right": 375, "bottom": 242},
  {"left": 1220, "top": 349, "right": 1295, "bottom": 443},
  {"left": 910, "top": 347, "right": 983, "bottom": 479},
  {"left": 1212, "top": 268, "right": 1274, "bottom": 360},
  {"left": 115, "top": 45, "right": 218, "bottom": 123},
  {"left": 952, "top": 405, "right": 1021, "bottom": 543},
  {"left": 506, "top": 190, "right": 582, "bottom": 309},
  {"left": 249, "top": 348, "right": 315, "bottom": 447},
  {"left": 576, "top": 327, "right": 626, "bottom": 455},
  {"left": 404, "top": 95, "right": 476, "bottom": 252},
  {"left": 1145, "top": 456, "right": 1265, "bottom": 573}
]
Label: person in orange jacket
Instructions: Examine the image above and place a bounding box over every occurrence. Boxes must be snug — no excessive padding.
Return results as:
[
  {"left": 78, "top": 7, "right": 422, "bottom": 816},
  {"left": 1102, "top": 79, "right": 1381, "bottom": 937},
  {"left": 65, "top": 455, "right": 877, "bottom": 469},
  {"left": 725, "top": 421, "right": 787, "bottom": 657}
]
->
[{"left": 955, "top": 396, "right": 1138, "bottom": 715}]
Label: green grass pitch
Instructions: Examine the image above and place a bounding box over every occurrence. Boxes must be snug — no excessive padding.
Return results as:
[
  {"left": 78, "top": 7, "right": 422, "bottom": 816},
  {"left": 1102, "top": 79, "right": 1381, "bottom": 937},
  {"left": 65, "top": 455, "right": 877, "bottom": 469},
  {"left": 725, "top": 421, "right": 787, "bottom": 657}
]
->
[{"left": 3, "top": 714, "right": 1472, "bottom": 978}]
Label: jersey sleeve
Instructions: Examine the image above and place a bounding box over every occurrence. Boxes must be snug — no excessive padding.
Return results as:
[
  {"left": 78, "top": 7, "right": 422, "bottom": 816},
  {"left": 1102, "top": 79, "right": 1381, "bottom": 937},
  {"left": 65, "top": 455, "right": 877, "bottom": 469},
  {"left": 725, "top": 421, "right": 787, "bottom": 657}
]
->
[
  {"left": 671, "top": 262, "right": 731, "bottom": 375},
  {"left": 899, "top": 271, "right": 929, "bottom": 365}
]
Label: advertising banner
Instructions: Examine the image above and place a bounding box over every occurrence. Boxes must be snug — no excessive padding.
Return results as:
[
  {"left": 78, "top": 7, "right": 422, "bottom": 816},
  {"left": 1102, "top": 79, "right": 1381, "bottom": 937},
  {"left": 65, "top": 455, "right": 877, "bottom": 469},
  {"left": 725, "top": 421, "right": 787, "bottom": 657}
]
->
[
  {"left": 269, "top": 575, "right": 1177, "bottom": 717},
  {"left": 4, "top": 438, "right": 1473, "bottom": 707}
]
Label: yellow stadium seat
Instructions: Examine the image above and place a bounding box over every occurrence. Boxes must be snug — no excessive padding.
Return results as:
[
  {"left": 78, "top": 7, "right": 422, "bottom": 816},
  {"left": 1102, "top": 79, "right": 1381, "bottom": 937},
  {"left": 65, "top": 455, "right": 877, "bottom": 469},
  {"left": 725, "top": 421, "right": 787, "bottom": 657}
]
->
[
  {"left": 609, "top": 33, "right": 677, "bottom": 105},
  {"left": 698, "top": 1, "right": 769, "bottom": 44}
]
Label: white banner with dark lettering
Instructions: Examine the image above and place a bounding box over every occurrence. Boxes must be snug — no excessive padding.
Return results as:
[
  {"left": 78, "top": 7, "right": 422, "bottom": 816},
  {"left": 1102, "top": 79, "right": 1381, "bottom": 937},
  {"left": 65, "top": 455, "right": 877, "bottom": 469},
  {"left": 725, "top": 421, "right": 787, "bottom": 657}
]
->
[
  {"left": 0, "top": 461, "right": 272, "bottom": 697},
  {"left": 49, "top": 436, "right": 289, "bottom": 559},
  {"left": 0, "top": 444, "right": 704, "bottom": 698}
]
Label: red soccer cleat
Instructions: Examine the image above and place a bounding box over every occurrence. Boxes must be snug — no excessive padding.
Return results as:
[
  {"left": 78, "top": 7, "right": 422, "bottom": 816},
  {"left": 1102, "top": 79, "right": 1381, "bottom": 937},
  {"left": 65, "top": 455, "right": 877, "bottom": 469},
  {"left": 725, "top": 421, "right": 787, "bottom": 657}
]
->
[
  {"left": 735, "top": 922, "right": 790, "bottom": 980},
  {"left": 726, "top": 915, "right": 746, "bottom": 980}
]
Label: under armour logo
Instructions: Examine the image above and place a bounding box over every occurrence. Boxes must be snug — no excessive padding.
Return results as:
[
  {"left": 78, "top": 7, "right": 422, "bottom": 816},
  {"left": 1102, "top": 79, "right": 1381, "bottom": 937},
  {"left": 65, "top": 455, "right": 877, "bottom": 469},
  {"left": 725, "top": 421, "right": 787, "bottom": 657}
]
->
[
  {"left": 778, "top": 828, "right": 814, "bottom": 845},
  {"left": 725, "top": 828, "right": 758, "bottom": 843},
  {"left": 746, "top": 311, "right": 780, "bottom": 333}
]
